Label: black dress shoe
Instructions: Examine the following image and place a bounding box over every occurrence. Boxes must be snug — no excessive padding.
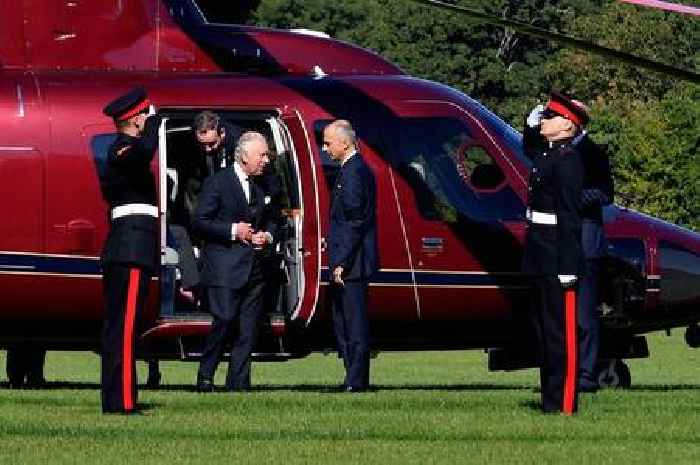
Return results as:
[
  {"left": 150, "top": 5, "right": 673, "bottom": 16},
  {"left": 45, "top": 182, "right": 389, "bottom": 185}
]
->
[
  {"left": 579, "top": 383, "right": 599, "bottom": 393},
  {"left": 196, "top": 378, "right": 214, "bottom": 393},
  {"left": 578, "top": 379, "right": 598, "bottom": 393},
  {"left": 344, "top": 385, "right": 367, "bottom": 393}
]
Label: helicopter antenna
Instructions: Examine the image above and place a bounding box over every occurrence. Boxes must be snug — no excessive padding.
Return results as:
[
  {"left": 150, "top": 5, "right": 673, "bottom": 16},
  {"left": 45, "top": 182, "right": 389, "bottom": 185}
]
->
[
  {"left": 619, "top": 0, "right": 700, "bottom": 17},
  {"left": 409, "top": 0, "right": 699, "bottom": 84}
]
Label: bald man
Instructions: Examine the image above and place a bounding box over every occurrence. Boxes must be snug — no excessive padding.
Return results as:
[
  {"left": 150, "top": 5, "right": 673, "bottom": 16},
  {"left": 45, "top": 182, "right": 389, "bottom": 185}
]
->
[{"left": 323, "top": 120, "right": 378, "bottom": 392}]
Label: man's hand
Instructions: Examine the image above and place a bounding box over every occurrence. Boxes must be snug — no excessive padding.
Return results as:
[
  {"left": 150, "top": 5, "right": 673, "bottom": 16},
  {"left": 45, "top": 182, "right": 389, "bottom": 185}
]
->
[
  {"left": 251, "top": 231, "right": 269, "bottom": 248},
  {"left": 527, "top": 104, "right": 545, "bottom": 128},
  {"left": 333, "top": 266, "right": 344, "bottom": 286},
  {"left": 558, "top": 274, "right": 577, "bottom": 288},
  {"left": 234, "top": 222, "right": 253, "bottom": 243}
]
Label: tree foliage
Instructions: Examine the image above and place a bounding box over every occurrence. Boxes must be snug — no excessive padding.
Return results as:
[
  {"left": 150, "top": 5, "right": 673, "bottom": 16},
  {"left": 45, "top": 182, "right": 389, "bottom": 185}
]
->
[{"left": 199, "top": 1, "right": 700, "bottom": 230}]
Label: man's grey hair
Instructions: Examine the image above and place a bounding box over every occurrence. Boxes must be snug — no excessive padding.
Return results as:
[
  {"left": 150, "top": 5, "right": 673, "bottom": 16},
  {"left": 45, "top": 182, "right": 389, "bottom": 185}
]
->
[
  {"left": 193, "top": 110, "right": 220, "bottom": 132},
  {"left": 330, "top": 119, "right": 357, "bottom": 148},
  {"left": 234, "top": 131, "right": 267, "bottom": 162}
]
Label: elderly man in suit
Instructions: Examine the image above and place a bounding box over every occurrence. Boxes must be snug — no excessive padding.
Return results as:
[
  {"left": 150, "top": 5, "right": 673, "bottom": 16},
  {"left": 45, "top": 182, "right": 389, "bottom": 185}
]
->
[
  {"left": 193, "top": 131, "right": 275, "bottom": 392},
  {"left": 323, "top": 119, "right": 378, "bottom": 392}
]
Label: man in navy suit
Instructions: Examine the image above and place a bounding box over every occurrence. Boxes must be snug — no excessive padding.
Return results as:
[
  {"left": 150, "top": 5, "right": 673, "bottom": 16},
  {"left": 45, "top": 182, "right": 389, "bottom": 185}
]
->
[
  {"left": 570, "top": 103, "right": 614, "bottom": 393},
  {"left": 323, "top": 120, "right": 378, "bottom": 392},
  {"left": 193, "top": 131, "right": 275, "bottom": 392}
]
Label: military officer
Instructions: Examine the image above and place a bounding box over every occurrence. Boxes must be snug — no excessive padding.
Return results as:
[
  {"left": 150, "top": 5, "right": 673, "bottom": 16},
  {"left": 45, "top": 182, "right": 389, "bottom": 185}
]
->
[
  {"left": 100, "top": 86, "right": 160, "bottom": 414},
  {"left": 523, "top": 91, "right": 586, "bottom": 415}
]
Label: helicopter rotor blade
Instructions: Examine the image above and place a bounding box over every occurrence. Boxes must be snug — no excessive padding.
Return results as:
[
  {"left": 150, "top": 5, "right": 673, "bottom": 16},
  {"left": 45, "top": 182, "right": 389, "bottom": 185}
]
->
[{"left": 408, "top": 0, "right": 700, "bottom": 84}]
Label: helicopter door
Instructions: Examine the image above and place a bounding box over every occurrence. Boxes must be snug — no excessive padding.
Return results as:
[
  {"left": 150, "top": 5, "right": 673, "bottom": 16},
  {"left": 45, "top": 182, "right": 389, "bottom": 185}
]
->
[
  {"left": 157, "top": 116, "right": 179, "bottom": 317},
  {"left": 388, "top": 101, "right": 528, "bottom": 324},
  {"left": 281, "top": 111, "right": 320, "bottom": 325}
]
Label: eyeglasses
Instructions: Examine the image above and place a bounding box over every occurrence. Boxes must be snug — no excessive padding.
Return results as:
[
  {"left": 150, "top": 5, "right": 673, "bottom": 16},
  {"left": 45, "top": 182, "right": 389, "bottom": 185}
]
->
[{"left": 541, "top": 109, "right": 559, "bottom": 120}]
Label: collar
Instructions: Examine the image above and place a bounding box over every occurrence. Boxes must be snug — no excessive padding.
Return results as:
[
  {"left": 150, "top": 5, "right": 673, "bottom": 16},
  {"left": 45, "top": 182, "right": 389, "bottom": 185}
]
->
[
  {"left": 341, "top": 149, "right": 357, "bottom": 167},
  {"left": 234, "top": 161, "right": 249, "bottom": 182}
]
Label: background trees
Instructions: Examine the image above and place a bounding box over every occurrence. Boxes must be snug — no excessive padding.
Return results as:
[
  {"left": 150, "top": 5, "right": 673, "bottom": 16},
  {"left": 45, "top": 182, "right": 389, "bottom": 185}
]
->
[{"left": 198, "top": 0, "right": 699, "bottom": 230}]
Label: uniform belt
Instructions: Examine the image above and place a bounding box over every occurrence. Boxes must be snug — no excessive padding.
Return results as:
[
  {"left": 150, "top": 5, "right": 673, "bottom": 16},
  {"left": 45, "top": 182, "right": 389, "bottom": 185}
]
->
[
  {"left": 111, "top": 203, "right": 158, "bottom": 220},
  {"left": 526, "top": 208, "right": 557, "bottom": 225}
]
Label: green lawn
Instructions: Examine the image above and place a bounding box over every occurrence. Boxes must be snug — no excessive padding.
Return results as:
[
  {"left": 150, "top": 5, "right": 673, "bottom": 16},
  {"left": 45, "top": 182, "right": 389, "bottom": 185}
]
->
[{"left": 1, "top": 332, "right": 699, "bottom": 464}]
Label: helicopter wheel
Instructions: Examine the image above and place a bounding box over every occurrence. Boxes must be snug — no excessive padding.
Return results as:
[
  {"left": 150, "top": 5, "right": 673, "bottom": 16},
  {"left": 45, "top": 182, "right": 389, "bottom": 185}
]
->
[{"left": 596, "top": 359, "right": 631, "bottom": 389}]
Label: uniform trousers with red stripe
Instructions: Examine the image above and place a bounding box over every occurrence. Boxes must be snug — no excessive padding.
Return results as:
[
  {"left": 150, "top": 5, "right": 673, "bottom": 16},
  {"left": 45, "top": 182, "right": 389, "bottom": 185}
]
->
[
  {"left": 101, "top": 264, "right": 152, "bottom": 413},
  {"left": 531, "top": 276, "right": 579, "bottom": 414}
]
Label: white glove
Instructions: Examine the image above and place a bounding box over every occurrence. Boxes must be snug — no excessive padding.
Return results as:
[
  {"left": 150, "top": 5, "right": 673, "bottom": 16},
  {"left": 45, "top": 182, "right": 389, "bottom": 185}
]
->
[
  {"left": 527, "top": 104, "right": 545, "bottom": 128},
  {"left": 558, "top": 275, "right": 577, "bottom": 287}
]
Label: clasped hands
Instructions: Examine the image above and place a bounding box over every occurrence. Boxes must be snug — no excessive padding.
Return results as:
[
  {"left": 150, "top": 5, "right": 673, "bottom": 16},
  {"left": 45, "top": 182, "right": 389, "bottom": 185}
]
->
[{"left": 235, "top": 222, "right": 269, "bottom": 247}]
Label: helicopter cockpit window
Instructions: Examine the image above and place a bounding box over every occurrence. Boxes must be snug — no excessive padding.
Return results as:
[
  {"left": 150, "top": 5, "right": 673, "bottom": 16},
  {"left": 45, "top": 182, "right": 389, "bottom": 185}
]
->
[
  {"left": 393, "top": 117, "right": 524, "bottom": 223},
  {"left": 462, "top": 145, "right": 506, "bottom": 191}
]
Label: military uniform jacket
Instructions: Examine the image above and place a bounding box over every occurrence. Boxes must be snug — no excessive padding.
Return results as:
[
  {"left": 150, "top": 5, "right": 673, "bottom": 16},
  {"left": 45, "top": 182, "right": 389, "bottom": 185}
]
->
[
  {"left": 193, "top": 167, "right": 277, "bottom": 289},
  {"left": 522, "top": 124, "right": 585, "bottom": 277},
  {"left": 100, "top": 115, "right": 160, "bottom": 271},
  {"left": 329, "top": 153, "right": 379, "bottom": 281}
]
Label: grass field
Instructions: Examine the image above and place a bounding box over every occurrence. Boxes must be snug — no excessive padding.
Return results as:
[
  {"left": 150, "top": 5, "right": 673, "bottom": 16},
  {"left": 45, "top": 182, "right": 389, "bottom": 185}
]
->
[{"left": 0, "top": 332, "right": 698, "bottom": 465}]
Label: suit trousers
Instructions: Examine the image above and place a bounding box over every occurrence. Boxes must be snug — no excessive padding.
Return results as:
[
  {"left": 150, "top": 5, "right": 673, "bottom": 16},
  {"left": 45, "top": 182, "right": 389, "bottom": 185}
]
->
[
  {"left": 101, "top": 264, "right": 152, "bottom": 413},
  {"left": 578, "top": 258, "right": 602, "bottom": 386},
  {"left": 331, "top": 280, "right": 370, "bottom": 390},
  {"left": 531, "top": 276, "right": 579, "bottom": 413},
  {"left": 198, "top": 257, "right": 265, "bottom": 390}
]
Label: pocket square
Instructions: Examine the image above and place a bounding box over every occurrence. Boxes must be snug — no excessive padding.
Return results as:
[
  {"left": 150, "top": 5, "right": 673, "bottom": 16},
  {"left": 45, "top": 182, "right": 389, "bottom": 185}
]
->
[{"left": 264, "top": 195, "right": 271, "bottom": 205}]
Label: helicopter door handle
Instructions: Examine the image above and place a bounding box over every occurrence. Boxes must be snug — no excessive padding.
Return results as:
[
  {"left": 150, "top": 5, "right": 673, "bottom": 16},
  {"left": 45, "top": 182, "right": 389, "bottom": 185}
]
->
[
  {"left": 421, "top": 237, "right": 444, "bottom": 250},
  {"left": 53, "top": 30, "right": 77, "bottom": 42}
]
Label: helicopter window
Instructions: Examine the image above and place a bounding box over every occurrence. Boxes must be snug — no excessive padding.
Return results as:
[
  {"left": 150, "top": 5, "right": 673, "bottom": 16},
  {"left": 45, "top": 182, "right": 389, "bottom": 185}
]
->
[
  {"left": 461, "top": 146, "right": 506, "bottom": 191},
  {"left": 392, "top": 117, "right": 524, "bottom": 223}
]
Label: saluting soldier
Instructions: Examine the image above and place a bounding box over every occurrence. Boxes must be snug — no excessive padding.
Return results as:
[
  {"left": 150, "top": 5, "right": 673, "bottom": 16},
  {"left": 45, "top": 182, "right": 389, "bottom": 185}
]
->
[
  {"left": 523, "top": 91, "right": 586, "bottom": 415},
  {"left": 100, "top": 87, "right": 160, "bottom": 414}
]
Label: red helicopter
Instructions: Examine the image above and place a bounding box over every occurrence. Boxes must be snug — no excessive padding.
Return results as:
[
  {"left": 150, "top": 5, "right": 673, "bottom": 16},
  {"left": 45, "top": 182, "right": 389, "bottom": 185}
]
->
[{"left": 0, "top": 0, "right": 698, "bottom": 389}]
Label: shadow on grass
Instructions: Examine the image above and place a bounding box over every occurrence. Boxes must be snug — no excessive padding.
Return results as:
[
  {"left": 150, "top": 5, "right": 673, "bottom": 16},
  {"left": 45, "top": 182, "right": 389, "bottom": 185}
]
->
[
  {"left": 0, "top": 381, "right": 536, "bottom": 393},
  {"left": 4, "top": 381, "right": 700, "bottom": 393}
]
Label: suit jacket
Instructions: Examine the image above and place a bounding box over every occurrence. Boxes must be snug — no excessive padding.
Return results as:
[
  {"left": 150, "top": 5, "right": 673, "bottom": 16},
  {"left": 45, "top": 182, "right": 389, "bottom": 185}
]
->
[
  {"left": 328, "top": 153, "right": 379, "bottom": 281},
  {"left": 577, "top": 135, "right": 614, "bottom": 259},
  {"left": 193, "top": 167, "right": 276, "bottom": 289}
]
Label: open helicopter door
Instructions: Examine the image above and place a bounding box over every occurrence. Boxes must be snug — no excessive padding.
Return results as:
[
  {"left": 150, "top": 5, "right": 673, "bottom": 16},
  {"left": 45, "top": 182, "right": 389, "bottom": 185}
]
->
[{"left": 279, "top": 110, "right": 320, "bottom": 326}]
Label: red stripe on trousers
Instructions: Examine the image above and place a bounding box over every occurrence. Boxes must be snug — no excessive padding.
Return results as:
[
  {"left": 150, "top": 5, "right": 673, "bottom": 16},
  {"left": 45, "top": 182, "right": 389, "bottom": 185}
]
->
[
  {"left": 123, "top": 268, "right": 140, "bottom": 411},
  {"left": 563, "top": 288, "right": 577, "bottom": 415}
]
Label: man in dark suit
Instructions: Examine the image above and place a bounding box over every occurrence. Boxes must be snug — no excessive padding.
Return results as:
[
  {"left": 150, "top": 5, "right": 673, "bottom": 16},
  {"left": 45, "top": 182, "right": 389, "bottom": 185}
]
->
[
  {"left": 100, "top": 86, "right": 160, "bottom": 414},
  {"left": 570, "top": 106, "right": 614, "bottom": 393},
  {"left": 523, "top": 92, "right": 586, "bottom": 414},
  {"left": 193, "top": 131, "right": 275, "bottom": 392},
  {"left": 323, "top": 120, "right": 378, "bottom": 392}
]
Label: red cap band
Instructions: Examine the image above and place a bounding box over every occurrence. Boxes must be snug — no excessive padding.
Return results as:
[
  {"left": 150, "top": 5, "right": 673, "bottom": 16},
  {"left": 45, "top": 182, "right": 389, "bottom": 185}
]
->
[
  {"left": 117, "top": 98, "right": 151, "bottom": 121},
  {"left": 546, "top": 100, "right": 583, "bottom": 126}
]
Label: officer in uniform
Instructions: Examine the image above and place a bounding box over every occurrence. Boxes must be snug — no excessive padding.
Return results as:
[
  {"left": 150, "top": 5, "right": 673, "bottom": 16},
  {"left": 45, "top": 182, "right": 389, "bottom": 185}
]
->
[
  {"left": 523, "top": 91, "right": 586, "bottom": 415},
  {"left": 571, "top": 108, "right": 614, "bottom": 393},
  {"left": 100, "top": 87, "right": 160, "bottom": 414}
]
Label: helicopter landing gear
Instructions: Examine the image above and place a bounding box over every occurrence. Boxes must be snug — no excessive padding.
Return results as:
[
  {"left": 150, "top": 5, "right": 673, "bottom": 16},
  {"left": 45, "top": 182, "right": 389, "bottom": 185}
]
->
[
  {"left": 146, "top": 359, "right": 161, "bottom": 389},
  {"left": 685, "top": 324, "right": 700, "bottom": 348},
  {"left": 5, "top": 347, "right": 47, "bottom": 389},
  {"left": 596, "top": 359, "right": 631, "bottom": 389}
]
